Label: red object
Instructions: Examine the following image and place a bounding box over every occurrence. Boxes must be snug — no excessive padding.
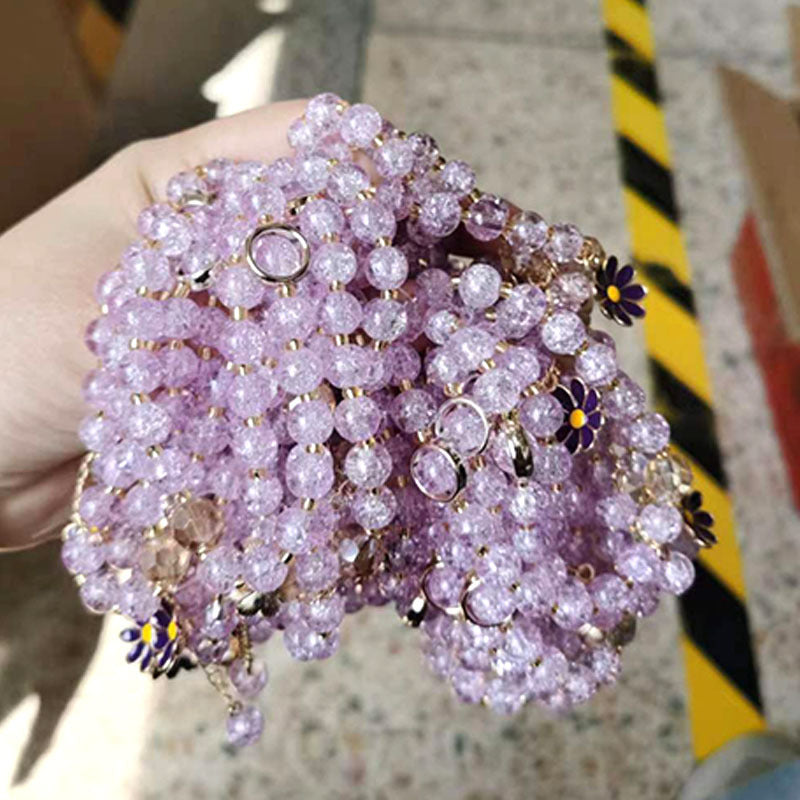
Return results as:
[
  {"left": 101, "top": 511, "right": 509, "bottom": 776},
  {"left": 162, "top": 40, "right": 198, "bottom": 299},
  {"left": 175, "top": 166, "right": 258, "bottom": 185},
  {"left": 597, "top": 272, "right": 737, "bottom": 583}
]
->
[{"left": 732, "top": 213, "right": 800, "bottom": 509}]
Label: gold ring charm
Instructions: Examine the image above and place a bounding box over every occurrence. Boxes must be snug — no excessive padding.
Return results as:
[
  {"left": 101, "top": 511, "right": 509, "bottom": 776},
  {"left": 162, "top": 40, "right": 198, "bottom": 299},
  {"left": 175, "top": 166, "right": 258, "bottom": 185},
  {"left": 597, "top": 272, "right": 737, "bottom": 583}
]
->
[{"left": 245, "top": 223, "right": 311, "bottom": 285}]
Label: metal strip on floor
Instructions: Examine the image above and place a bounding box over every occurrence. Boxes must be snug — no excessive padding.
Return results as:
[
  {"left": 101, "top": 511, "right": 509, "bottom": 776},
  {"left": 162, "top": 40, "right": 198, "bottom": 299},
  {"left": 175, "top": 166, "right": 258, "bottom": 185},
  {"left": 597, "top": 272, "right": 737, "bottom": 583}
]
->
[{"left": 601, "top": 0, "right": 765, "bottom": 760}]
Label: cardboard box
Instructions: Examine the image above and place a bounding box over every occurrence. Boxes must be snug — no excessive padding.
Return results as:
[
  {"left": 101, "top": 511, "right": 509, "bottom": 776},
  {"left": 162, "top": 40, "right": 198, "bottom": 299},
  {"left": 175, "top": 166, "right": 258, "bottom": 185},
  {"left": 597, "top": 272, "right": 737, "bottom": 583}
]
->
[
  {"left": 720, "top": 7, "right": 800, "bottom": 507},
  {"left": 0, "top": 0, "right": 97, "bottom": 232}
]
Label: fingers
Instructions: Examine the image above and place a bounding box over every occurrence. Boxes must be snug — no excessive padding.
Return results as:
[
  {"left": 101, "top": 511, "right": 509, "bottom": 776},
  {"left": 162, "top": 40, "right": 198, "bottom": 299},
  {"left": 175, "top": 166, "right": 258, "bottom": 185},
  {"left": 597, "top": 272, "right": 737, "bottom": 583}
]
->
[
  {"left": 0, "top": 457, "right": 82, "bottom": 551},
  {"left": 131, "top": 99, "right": 309, "bottom": 202}
]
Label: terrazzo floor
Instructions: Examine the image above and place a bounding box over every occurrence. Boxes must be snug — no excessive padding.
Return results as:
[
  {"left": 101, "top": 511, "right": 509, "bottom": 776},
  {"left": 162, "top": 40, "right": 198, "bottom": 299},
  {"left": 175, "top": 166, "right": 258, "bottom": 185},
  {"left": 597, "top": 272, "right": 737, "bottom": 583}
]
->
[{"left": 1, "top": 1, "right": 799, "bottom": 798}]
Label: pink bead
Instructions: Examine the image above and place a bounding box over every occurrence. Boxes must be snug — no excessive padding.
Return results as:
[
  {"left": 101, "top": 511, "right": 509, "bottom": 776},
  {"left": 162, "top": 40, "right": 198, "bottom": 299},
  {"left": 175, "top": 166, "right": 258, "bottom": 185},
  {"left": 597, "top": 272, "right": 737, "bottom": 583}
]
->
[
  {"left": 214, "top": 266, "right": 266, "bottom": 309},
  {"left": 339, "top": 103, "right": 382, "bottom": 147},
  {"left": 464, "top": 194, "right": 509, "bottom": 241}
]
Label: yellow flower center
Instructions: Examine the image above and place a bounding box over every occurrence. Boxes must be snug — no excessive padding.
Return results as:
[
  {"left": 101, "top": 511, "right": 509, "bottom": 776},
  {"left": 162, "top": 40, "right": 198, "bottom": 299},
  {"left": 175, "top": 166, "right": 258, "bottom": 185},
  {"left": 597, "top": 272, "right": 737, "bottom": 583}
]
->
[
  {"left": 141, "top": 622, "right": 153, "bottom": 645},
  {"left": 167, "top": 619, "right": 178, "bottom": 641},
  {"left": 606, "top": 285, "right": 621, "bottom": 303},
  {"left": 569, "top": 409, "right": 587, "bottom": 429}
]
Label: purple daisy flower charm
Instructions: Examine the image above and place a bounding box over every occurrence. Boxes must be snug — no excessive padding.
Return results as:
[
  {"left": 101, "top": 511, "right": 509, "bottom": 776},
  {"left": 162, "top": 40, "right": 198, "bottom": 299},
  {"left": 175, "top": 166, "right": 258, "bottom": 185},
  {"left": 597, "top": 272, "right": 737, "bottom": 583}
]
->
[
  {"left": 595, "top": 255, "right": 646, "bottom": 326},
  {"left": 552, "top": 378, "right": 604, "bottom": 453},
  {"left": 120, "top": 601, "right": 181, "bottom": 674},
  {"left": 681, "top": 490, "right": 716, "bottom": 547}
]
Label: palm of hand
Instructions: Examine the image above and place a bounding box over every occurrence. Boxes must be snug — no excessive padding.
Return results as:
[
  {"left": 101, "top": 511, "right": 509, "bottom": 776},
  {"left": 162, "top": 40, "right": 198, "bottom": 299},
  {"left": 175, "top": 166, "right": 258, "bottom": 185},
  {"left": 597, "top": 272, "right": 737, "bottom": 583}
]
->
[{"left": 0, "top": 100, "right": 305, "bottom": 549}]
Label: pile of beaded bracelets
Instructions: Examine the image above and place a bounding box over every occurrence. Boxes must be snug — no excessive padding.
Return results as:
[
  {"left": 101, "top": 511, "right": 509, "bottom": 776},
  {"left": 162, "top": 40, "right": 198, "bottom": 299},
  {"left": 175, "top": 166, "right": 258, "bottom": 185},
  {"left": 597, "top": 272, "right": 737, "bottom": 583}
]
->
[{"left": 64, "top": 93, "right": 715, "bottom": 746}]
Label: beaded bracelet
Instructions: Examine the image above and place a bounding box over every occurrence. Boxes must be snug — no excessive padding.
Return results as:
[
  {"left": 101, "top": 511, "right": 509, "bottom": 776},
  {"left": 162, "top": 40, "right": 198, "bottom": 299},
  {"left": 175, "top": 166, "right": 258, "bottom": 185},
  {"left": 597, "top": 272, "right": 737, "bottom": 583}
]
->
[{"left": 64, "top": 93, "right": 715, "bottom": 747}]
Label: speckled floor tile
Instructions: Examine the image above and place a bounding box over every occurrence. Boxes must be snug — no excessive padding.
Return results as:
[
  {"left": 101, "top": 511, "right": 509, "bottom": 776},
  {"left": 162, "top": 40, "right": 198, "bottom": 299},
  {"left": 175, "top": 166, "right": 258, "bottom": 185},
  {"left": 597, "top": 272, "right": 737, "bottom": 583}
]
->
[
  {"left": 373, "top": 0, "right": 791, "bottom": 62},
  {"left": 655, "top": 50, "right": 799, "bottom": 737},
  {"left": 373, "top": 0, "right": 601, "bottom": 45}
]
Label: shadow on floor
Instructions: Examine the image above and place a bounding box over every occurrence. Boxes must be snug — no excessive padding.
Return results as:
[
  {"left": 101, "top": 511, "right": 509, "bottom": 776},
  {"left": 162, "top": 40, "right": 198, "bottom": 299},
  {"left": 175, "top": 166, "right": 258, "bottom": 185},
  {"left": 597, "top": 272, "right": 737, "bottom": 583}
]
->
[{"left": 0, "top": 541, "right": 102, "bottom": 784}]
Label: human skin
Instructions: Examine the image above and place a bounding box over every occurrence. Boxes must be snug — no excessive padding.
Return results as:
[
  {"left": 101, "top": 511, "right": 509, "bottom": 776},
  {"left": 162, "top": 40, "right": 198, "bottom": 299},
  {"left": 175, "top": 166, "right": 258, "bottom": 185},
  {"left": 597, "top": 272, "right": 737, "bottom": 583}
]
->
[
  {"left": 0, "top": 99, "right": 308, "bottom": 551},
  {"left": 0, "top": 97, "right": 504, "bottom": 552}
]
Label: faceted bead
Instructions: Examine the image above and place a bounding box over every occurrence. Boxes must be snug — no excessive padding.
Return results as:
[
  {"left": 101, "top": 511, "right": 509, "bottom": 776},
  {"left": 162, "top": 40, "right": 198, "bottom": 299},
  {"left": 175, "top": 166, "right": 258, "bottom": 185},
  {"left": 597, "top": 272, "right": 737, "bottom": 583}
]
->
[
  {"left": 140, "top": 534, "right": 191, "bottom": 586},
  {"left": 170, "top": 498, "right": 224, "bottom": 549}
]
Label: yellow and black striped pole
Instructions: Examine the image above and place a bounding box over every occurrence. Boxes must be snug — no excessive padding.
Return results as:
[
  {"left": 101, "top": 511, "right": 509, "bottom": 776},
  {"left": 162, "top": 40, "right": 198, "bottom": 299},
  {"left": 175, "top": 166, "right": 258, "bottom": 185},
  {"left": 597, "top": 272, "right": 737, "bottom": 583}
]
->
[{"left": 601, "top": 0, "right": 765, "bottom": 759}]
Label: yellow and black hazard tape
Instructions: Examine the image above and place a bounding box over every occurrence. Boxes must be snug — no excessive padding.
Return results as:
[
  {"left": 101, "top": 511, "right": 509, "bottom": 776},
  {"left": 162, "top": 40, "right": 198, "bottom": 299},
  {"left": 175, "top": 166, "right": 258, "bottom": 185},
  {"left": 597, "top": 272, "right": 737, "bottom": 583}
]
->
[{"left": 601, "top": 0, "right": 765, "bottom": 759}]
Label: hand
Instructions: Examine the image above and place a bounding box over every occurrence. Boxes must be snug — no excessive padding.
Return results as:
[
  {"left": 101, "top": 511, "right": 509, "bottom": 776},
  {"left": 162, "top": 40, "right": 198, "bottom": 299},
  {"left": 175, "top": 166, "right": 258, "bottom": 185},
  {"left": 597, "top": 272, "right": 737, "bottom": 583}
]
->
[{"left": 0, "top": 99, "right": 307, "bottom": 550}]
